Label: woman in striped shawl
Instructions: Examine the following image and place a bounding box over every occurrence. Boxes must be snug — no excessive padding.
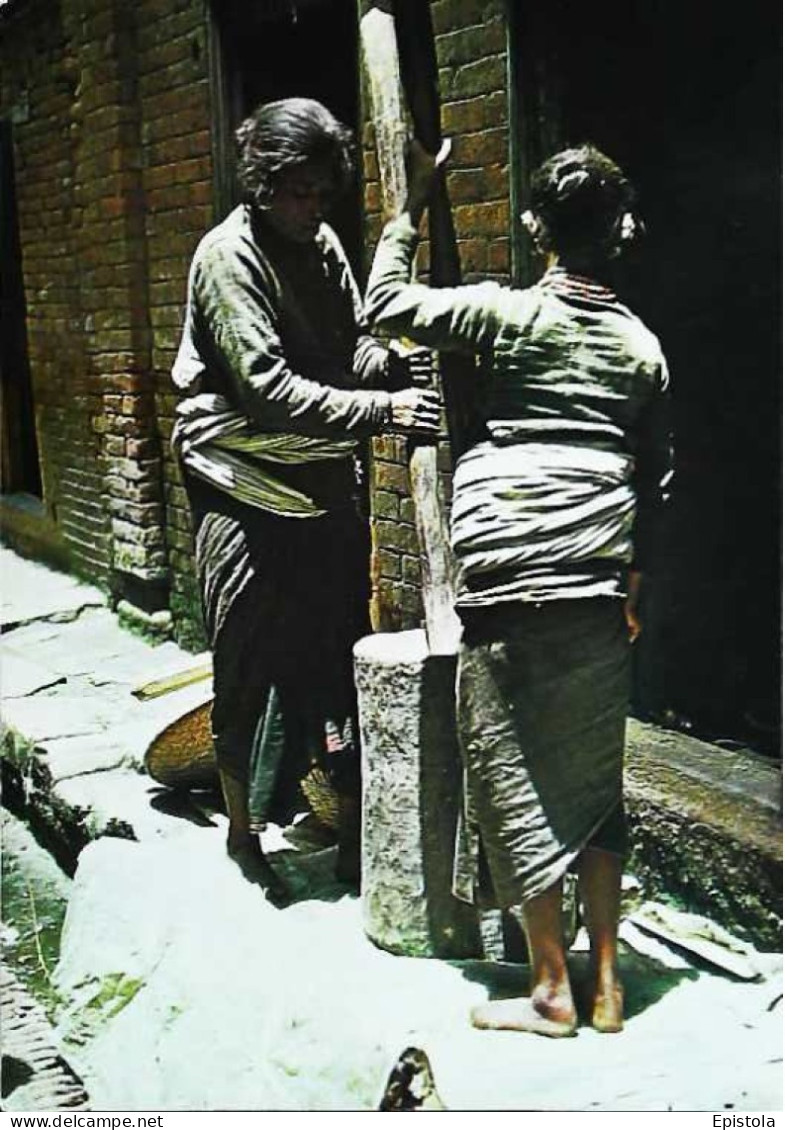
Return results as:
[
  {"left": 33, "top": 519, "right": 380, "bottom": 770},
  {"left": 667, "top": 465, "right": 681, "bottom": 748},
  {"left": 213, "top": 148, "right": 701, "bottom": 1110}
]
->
[
  {"left": 365, "top": 142, "right": 672, "bottom": 1035},
  {"left": 172, "top": 99, "right": 439, "bottom": 896}
]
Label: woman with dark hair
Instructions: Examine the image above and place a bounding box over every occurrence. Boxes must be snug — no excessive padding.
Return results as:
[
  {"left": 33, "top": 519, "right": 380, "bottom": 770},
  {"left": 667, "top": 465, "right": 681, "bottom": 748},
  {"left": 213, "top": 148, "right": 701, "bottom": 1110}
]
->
[
  {"left": 365, "top": 141, "right": 672, "bottom": 1035},
  {"left": 172, "top": 98, "right": 438, "bottom": 895}
]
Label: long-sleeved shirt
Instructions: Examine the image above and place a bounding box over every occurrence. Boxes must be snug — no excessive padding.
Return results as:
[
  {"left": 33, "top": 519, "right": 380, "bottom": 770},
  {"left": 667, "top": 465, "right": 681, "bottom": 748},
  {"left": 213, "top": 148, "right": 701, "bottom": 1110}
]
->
[
  {"left": 365, "top": 216, "right": 673, "bottom": 606},
  {"left": 172, "top": 205, "right": 394, "bottom": 517}
]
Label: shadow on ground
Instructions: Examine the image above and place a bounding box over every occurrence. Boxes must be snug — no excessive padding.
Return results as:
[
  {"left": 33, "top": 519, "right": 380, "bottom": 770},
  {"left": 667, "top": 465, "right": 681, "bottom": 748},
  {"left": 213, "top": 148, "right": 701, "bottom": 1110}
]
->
[
  {"left": 455, "top": 949, "right": 698, "bottom": 1023},
  {"left": 145, "top": 782, "right": 356, "bottom": 908}
]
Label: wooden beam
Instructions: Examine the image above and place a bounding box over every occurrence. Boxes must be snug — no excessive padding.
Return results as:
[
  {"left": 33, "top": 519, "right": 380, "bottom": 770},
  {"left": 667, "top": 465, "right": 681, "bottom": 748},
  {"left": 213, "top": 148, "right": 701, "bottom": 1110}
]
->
[
  {"left": 360, "top": 2, "right": 462, "bottom": 656},
  {"left": 391, "top": 0, "right": 479, "bottom": 458}
]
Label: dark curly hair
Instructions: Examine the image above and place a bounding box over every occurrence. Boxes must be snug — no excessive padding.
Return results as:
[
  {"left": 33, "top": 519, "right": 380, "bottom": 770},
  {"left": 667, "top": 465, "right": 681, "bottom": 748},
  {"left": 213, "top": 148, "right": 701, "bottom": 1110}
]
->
[
  {"left": 530, "top": 144, "right": 637, "bottom": 260},
  {"left": 236, "top": 97, "right": 355, "bottom": 208}
]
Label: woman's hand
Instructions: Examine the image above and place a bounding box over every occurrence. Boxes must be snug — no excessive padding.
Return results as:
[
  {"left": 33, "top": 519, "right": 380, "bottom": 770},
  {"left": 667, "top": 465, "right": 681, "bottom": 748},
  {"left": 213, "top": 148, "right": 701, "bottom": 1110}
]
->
[
  {"left": 387, "top": 342, "right": 434, "bottom": 390},
  {"left": 389, "top": 387, "right": 441, "bottom": 435},
  {"left": 401, "top": 345, "right": 434, "bottom": 388},
  {"left": 624, "top": 570, "right": 643, "bottom": 643},
  {"left": 405, "top": 138, "right": 451, "bottom": 224}
]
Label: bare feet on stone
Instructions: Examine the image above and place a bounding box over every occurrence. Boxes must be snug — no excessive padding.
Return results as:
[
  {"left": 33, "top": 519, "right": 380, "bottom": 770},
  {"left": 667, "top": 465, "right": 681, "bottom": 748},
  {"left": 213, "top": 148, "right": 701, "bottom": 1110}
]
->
[
  {"left": 574, "top": 964, "right": 625, "bottom": 1033},
  {"left": 471, "top": 989, "right": 578, "bottom": 1038},
  {"left": 588, "top": 970, "right": 624, "bottom": 1033},
  {"left": 227, "top": 835, "right": 290, "bottom": 907}
]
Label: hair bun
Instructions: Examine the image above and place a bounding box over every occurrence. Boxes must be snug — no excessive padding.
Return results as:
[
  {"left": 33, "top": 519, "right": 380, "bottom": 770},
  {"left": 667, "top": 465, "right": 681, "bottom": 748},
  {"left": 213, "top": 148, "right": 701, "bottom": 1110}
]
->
[
  {"left": 555, "top": 168, "right": 590, "bottom": 198},
  {"left": 619, "top": 211, "right": 637, "bottom": 242}
]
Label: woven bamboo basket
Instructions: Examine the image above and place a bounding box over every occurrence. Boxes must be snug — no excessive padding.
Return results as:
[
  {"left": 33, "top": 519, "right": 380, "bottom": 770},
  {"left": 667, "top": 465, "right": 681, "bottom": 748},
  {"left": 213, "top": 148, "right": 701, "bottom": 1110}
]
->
[
  {"left": 144, "top": 699, "right": 219, "bottom": 790},
  {"left": 144, "top": 700, "right": 347, "bottom": 832},
  {"left": 300, "top": 765, "right": 342, "bottom": 831}
]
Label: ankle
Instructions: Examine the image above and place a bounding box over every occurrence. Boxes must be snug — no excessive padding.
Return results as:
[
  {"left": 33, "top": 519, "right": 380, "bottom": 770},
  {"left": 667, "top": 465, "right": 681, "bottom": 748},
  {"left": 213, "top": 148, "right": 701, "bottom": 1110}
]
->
[
  {"left": 227, "top": 829, "right": 257, "bottom": 856},
  {"left": 590, "top": 958, "right": 622, "bottom": 993},
  {"left": 531, "top": 981, "right": 577, "bottom": 1024},
  {"left": 589, "top": 942, "right": 619, "bottom": 972}
]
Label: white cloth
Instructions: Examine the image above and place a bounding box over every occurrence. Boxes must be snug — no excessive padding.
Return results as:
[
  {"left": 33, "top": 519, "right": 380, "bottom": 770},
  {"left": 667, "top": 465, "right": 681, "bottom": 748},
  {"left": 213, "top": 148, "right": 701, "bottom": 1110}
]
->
[{"left": 172, "top": 394, "right": 357, "bottom": 518}]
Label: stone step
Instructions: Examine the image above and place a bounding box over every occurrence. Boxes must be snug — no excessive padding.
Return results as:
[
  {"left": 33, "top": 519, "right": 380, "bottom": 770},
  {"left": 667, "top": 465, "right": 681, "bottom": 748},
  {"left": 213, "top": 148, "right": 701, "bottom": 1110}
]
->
[{"left": 625, "top": 718, "right": 781, "bottom": 949}]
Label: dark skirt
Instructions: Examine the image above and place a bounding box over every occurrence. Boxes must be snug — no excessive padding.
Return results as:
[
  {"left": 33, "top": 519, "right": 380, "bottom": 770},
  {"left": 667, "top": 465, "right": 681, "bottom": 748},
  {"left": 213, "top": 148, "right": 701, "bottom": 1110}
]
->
[
  {"left": 453, "top": 597, "right": 630, "bottom": 908},
  {"left": 186, "top": 475, "right": 369, "bottom": 825}
]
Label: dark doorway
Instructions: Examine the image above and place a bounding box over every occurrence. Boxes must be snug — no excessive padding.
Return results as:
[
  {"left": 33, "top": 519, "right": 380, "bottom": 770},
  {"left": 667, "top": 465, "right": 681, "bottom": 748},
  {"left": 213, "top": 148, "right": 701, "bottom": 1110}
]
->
[
  {"left": 510, "top": 1, "right": 781, "bottom": 751},
  {"left": 0, "top": 121, "right": 42, "bottom": 498},
  {"left": 209, "top": 0, "right": 362, "bottom": 270}
]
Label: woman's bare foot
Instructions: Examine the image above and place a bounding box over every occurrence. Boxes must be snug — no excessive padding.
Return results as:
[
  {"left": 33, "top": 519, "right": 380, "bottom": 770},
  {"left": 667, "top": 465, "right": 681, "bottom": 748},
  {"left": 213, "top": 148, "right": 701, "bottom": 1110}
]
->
[
  {"left": 575, "top": 963, "right": 624, "bottom": 1033},
  {"left": 227, "top": 834, "right": 290, "bottom": 906},
  {"left": 589, "top": 973, "right": 624, "bottom": 1033},
  {"left": 471, "top": 988, "right": 578, "bottom": 1038}
]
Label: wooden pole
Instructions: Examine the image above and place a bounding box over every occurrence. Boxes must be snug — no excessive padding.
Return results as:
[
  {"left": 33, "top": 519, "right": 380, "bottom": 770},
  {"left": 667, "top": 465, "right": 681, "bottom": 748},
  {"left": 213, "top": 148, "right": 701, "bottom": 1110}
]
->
[
  {"left": 392, "top": 0, "right": 479, "bottom": 457},
  {"left": 360, "top": 2, "right": 462, "bottom": 657}
]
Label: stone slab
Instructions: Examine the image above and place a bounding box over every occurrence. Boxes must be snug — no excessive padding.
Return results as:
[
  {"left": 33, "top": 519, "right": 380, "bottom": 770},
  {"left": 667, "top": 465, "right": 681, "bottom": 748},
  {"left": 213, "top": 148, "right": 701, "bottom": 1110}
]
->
[
  {"left": 625, "top": 719, "right": 782, "bottom": 948},
  {"left": 0, "top": 646, "right": 66, "bottom": 697},
  {"left": 0, "top": 548, "right": 104, "bottom": 629},
  {"left": 2, "top": 608, "right": 183, "bottom": 684},
  {"left": 50, "top": 833, "right": 782, "bottom": 1112},
  {"left": 41, "top": 734, "right": 135, "bottom": 783},
  {"left": 419, "top": 952, "right": 782, "bottom": 1111},
  {"left": 2, "top": 695, "right": 116, "bottom": 744},
  {"left": 52, "top": 769, "right": 193, "bottom": 845},
  {"left": 1, "top": 807, "right": 72, "bottom": 902},
  {"left": 627, "top": 718, "right": 781, "bottom": 821}
]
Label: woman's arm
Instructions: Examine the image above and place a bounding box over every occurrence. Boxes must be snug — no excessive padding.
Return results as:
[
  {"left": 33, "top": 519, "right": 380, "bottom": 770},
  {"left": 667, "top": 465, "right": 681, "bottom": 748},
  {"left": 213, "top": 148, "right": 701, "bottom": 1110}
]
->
[
  {"left": 194, "top": 237, "right": 438, "bottom": 438},
  {"left": 364, "top": 141, "right": 507, "bottom": 355},
  {"left": 624, "top": 569, "right": 643, "bottom": 643},
  {"left": 318, "top": 223, "right": 393, "bottom": 390},
  {"left": 629, "top": 355, "right": 674, "bottom": 639},
  {"left": 364, "top": 218, "right": 504, "bottom": 355}
]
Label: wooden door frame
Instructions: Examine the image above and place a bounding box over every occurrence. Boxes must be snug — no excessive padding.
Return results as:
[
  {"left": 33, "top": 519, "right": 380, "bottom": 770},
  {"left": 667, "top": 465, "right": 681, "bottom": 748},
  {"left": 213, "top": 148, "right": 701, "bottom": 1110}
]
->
[
  {"left": 0, "top": 119, "right": 42, "bottom": 498},
  {"left": 505, "top": 0, "right": 565, "bottom": 288}
]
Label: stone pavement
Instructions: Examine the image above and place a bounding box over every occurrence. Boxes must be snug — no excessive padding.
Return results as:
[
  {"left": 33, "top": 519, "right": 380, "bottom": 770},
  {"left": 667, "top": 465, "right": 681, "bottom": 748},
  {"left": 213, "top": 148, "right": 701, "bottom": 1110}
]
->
[
  {"left": 1, "top": 546, "right": 214, "bottom": 855},
  {"left": 1, "top": 546, "right": 782, "bottom": 1112}
]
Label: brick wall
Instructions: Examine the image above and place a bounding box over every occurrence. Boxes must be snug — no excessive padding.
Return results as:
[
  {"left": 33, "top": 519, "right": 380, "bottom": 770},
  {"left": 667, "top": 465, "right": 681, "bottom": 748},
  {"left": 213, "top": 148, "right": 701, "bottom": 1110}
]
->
[
  {"left": 1, "top": 0, "right": 212, "bottom": 647},
  {"left": 362, "top": 0, "right": 511, "bottom": 632},
  {"left": 2, "top": 0, "right": 512, "bottom": 648},
  {"left": 0, "top": 0, "right": 99, "bottom": 577},
  {"left": 136, "top": 0, "right": 213, "bottom": 649},
  {"left": 66, "top": 0, "right": 165, "bottom": 606}
]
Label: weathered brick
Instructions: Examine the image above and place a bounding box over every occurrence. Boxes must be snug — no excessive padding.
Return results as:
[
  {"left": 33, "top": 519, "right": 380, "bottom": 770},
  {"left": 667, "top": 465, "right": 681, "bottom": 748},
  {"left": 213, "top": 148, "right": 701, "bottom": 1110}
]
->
[
  {"left": 164, "top": 483, "right": 189, "bottom": 508},
  {"left": 145, "top": 129, "right": 211, "bottom": 167},
  {"left": 126, "top": 437, "right": 159, "bottom": 460},
  {"left": 106, "top": 456, "right": 160, "bottom": 482},
  {"left": 451, "top": 128, "right": 508, "bottom": 168},
  {"left": 168, "top": 506, "right": 195, "bottom": 532},
  {"left": 399, "top": 584, "right": 423, "bottom": 622},
  {"left": 402, "top": 554, "right": 423, "bottom": 587},
  {"left": 488, "top": 237, "right": 510, "bottom": 273},
  {"left": 114, "top": 542, "right": 167, "bottom": 573},
  {"left": 437, "top": 451, "right": 455, "bottom": 482},
  {"left": 456, "top": 237, "right": 489, "bottom": 273},
  {"left": 372, "top": 490, "right": 399, "bottom": 520},
  {"left": 378, "top": 548, "right": 402, "bottom": 580},
  {"left": 108, "top": 496, "right": 163, "bottom": 523},
  {"left": 437, "top": 19, "right": 506, "bottom": 67},
  {"left": 400, "top": 498, "right": 417, "bottom": 526},
  {"left": 375, "top": 519, "right": 420, "bottom": 556},
  {"left": 373, "top": 434, "right": 408, "bottom": 462},
  {"left": 166, "top": 527, "right": 195, "bottom": 552},
  {"left": 364, "top": 180, "right": 381, "bottom": 213},
  {"left": 454, "top": 199, "right": 510, "bottom": 238},
  {"left": 104, "top": 414, "right": 139, "bottom": 438},
  {"left": 374, "top": 461, "right": 410, "bottom": 495},
  {"left": 432, "top": 0, "right": 504, "bottom": 36},
  {"left": 112, "top": 517, "right": 165, "bottom": 548},
  {"left": 103, "top": 435, "right": 125, "bottom": 456}
]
